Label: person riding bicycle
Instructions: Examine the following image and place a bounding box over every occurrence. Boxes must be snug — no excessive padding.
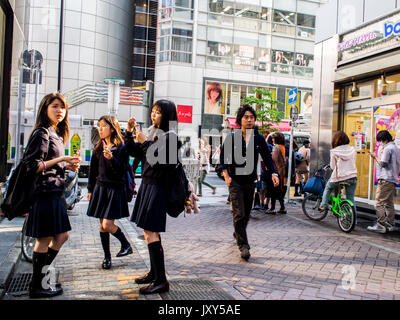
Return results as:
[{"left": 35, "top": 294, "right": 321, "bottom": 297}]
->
[{"left": 319, "top": 131, "right": 357, "bottom": 217}]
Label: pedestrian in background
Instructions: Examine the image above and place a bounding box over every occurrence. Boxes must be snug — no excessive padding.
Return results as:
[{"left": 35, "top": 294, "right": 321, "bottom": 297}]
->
[
  {"left": 219, "top": 105, "right": 279, "bottom": 260},
  {"left": 125, "top": 100, "right": 181, "bottom": 294},
  {"left": 267, "top": 132, "right": 287, "bottom": 214},
  {"left": 319, "top": 131, "right": 357, "bottom": 217},
  {"left": 368, "top": 130, "right": 400, "bottom": 233},
  {"left": 24, "top": 93, "right": 80, "bottom": 298},
  {"left": 197, "top": 137, "right": 216, "bottom": 197},
  {"left": 259, "top": 134, "right": 274, "bottom": 211},
  {"left": 294, "top": 139, "right": 311, "bottom": 196},
  {"left": 86, "top": 116, "right": 133, "bottom": 270}
]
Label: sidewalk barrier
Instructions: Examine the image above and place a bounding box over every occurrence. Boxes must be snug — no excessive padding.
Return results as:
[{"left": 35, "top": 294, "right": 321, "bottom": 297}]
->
[{"left": 181, "top": 158, "right": 201, "bottom": 195}]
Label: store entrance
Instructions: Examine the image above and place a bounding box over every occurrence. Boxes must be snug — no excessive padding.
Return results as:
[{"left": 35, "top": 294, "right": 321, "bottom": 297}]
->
[{"left": 344, "top": 111, "right": 372, "bottom": 198}]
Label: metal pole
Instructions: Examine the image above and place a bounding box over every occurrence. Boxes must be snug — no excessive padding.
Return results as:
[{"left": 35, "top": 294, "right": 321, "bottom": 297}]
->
[
  {"left": 286, "top": 122, "right": 294, "bottom": 203},
  {"left": 33, "top": 62, "right": 40, "bottom": 119},
  {"left": 15, "top": 64, "right": 24, "bottom": 166}
]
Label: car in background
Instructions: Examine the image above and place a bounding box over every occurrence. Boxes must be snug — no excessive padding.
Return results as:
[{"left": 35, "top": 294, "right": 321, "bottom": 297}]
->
[{"left": 284, "top": 132, "right": 311, "bottom": 147}]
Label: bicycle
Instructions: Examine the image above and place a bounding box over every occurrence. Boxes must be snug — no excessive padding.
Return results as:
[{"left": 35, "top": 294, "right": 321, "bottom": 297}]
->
[
  {"left": 302, "top": 165, "right": 356, "bottom": 233},
  {"left": 21, "top": 214, "right": 35, "bottom": 263}
]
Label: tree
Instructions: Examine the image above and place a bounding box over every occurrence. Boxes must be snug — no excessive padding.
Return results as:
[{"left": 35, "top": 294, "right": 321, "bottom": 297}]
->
[{"left": 241, "top": 88, "right": 284, "bottom": 136}]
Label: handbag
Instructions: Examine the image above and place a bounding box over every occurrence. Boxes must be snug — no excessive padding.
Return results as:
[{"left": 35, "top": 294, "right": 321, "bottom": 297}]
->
[
  {"left": 1, "top": 128, "right": 49, "bottom": 220},
  {"left": 303, "top": 176, "right": 326, "bottom": 196},
  {"left": 166, "top": 162, "right": 190, "bottom": 218}
]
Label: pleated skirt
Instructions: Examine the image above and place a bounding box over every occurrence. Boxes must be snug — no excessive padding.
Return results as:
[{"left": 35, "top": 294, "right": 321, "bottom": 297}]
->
[
  {"left": 26, "top": 192, "right": 71, "bottom": 238},
  {"left": 131, "top": 183, "right": 167, "bottom": 233},
  {"left": 86, "top": 184, "right": 130, "bottom": 220}
]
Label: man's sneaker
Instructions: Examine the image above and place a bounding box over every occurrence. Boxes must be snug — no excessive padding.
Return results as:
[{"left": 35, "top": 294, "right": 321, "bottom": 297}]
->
[
  {"left": 367, "top": 222, "right": 387, "bottom": 234},
  {"left": 383, "top": 222, "right": 395, "bottom": 232},
  {"left": 239, "top": 247, "right": 250, "bottom": 261}
]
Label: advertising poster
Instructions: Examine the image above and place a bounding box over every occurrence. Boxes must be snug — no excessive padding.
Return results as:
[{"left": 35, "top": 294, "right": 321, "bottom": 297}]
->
[
  {"left": 374, "top": 117, "right": 400, "bottom": 187},
  {"left": 205, "top": 81, "right": 226, "bottom": 115},
  {"left": 300, "top": 91, "right": 313, "bottom": 115}
]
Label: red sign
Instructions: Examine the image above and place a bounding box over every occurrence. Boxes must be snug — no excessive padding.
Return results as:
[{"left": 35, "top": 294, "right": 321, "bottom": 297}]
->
[{"left": 177, "top": 105, "right": 193, "bottom": 123}]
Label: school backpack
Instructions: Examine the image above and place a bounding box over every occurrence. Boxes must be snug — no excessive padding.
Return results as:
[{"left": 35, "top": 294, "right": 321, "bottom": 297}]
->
[
  {"left": 295, "top": 151, "right": 304, "bottom": 165},
  {"left": 125, "top": 163, "right": 135, "bottom": 203},
  {"left": 1, "top": 128, "right": 49, "bottom": 220},
  {"left": 166, "top": 162, "right": 190, "bottom": 218}
]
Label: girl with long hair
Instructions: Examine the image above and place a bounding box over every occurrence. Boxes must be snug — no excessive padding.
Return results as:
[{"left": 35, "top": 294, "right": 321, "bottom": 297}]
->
[
  {"left": 24, "top": 92, "right": 80, "bottom": 298},
  {"left": 125, "top": 99, "right": 181, "bottom": 295},
  {"left": 86, "top": 116, "right": 132, "bottom": 270}
]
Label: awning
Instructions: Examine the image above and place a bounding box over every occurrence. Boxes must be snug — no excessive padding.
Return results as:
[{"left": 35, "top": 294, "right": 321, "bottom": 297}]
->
[{"left": 226, "top": 117, "right": 291, "bottom": 131}]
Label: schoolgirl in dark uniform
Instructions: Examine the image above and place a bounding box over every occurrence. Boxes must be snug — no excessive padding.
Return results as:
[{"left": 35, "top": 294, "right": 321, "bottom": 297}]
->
[
  {"left": 86, "top": 116, "right": 132, "bottom": 270},
  {"left": 125, "top": 100, "right": 180, "bottom": 295},
  {"left": 24, "top": 93, "right": 81, "bottom": 298}
]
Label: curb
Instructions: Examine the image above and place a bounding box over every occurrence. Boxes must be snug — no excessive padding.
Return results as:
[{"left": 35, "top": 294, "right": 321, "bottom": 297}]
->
[{"left": 0, "top": 232, "right": 22, "bottom": 299}]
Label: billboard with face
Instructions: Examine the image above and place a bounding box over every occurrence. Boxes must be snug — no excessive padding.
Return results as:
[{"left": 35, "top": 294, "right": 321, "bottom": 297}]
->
[{"left": 204, "top": 81, "right": 226, "bottom": 115}]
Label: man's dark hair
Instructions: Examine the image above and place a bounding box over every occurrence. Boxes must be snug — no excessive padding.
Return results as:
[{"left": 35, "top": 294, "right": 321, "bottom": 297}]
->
[
  {"left": 272, "top": 132, "right": 285, "bottom": 146},
  {"left": 303, "top": 139, "right": 310, "bottom": 145},
  {"left": 376, "top": 130, "right": 393, "bottom": 142},
  {"left": 236, "top": 104, "right": 257, "bottom": 127}
]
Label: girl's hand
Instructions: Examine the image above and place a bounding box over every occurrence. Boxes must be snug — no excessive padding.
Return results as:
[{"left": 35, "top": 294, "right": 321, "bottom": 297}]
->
[
  {"left": 127, "top": 117, "right": 137, "bottom": 133},
  {"left": 65, "top": 163, "right": 80, "bottom": 172},
  {"left": 102, "top": 140, "right": 113, "bottom": 160},
  {"left": 87, "top": 193, "right": 91, "bottom": 201},
  {"left": 63, "top": 156, "right": 81, "bottom": 165},
  {"left": 137, "top": 131, "right": 147, "bottom": 144}
]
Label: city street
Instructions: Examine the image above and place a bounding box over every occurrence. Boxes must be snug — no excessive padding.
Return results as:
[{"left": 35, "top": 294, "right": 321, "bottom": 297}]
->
[{"left": 3, "top": 174, "right": 400, "bottom": 301}]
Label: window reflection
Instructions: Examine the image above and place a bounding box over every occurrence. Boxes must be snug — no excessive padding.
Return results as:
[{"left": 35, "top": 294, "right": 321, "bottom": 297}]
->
[{"left": 273, "top": 9, "right": 296, "bottom": 25}]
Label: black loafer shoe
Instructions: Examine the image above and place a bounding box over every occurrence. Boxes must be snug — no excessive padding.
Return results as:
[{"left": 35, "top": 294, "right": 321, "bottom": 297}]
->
[
  {"left": 139, "top": 281, "right": 169, "bottom": 295},
  {"left": 135, "top": 272, "right": 155, "bottom": 284},
  {"left": 116, "top": 245, "right": 133, "bottom": 257},
  {"left": 102, "top": 257, "right": 112, "bottom": 269},
  {"left": 29, "top": 285, "right": 63, "bottom": 299},
  {"left": 240, "top": 247, "right": 250, "bottom": 261},
  {"left": 278, "top": 209, "right": 287, "bottom": 214}
]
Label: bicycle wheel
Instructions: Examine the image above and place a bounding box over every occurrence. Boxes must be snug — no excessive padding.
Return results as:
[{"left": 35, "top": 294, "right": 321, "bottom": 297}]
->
[
  {"left": 337, "top": 201, "right": 355, "bottom": 233},
  {"left": 302, "top": 192, "right": 328, "bottom": 221},
  {"left": 21, "top": 216, "right": 35, "bottom": 263}
]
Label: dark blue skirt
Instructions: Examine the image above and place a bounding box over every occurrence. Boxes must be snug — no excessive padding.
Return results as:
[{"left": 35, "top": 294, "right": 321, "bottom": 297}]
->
[
  {"left": 131, "top": 183, "right": 167, "bottom": 232},
  {"left": 86, "top": 184, "right": 129, "bottom": 220},
  {"left": 26, "top": 192, "right": 71, "bottom": 238}
]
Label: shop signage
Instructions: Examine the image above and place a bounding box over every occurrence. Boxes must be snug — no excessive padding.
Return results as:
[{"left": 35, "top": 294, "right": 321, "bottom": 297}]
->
[
  {"left": 177, "top": 105, "right": 193, "bottom": 123},
  {"left": 338, "top": 12, "right": 400, "bottom": 63},
  {"left": 338, "top": 32, "right": 377, "bottom": 52}
]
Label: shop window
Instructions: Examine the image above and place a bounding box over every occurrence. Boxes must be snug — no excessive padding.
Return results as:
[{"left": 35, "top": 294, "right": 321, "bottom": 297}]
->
[
  {"left": 297, "top": 13, "right": 315, "bottom": 28},
  {"left": 345, "top": 81, "right": 373, "bottom": 101},
  {"left": 173, "top": 21, "right": 193, "bottom": 37},
  {"left": 149, "top": 1, "right": 158, "bottom": 14},
  {"left": 234, "top": 3, "right": 260, "bottom": 20},
  {"left": 209, "top": 0, "right": 235, "bottom": 15},
  {"left": 134, "top": 26, "right": 147, "bottom": 40},
  {"left": 208, "top": 13, "right": 233, "bottom": 26},
  {"left": 376, "top": 73, "right": 400, "bottom": 97},
  {"left": 175, "top": 0, "right": 193, "bottom": 9},
  {"left": 171, "top": 36, "right": 192, "bottom": 52},
  {"left": 134, "top": 40, "right": 146, "bottom": 54},
  {"left": 133, "top": 54, "right": 146, "bottom": 67},
  {"left": 207, "top": 41, "right": 232, "bottom": 57},
  {"left": 159, "top": 37, "right": 170, "bottom": 51},
  {"left": 272, "top": 23, "right": 296, "bottom": 36},
  {"left": 173, "top": 7, "right": 193, "bottom": 20},
  {"left": 272, "top": 49, "right": 293, "bottom": 65},
  {"left": 135, "top": 0, "right": 148, "bottom": 14},
  {"left": 208, "top": 27, "right": 233, "bottom": 43},
  {"left": 294, "top": 53, "right": 313, "bottom": 68},
  {"left": 273, "top": 9, "right": 296, "bottom": 25},
  {"left": 158, "top": 51, "right": 170, "bottom": 62},
  {"left": 206, "top": 56, "right": 232, "bottom": 69},
  {"left": 135, "top": 13, "right": 149, "bottom": 26},
  {"left": 261, "top": 7, "right": 270, "bottom": 20},
  {"left": 234, "top": 17, "right": 259, "bottom": 31},
  {"left": 160, "top": 22, "right": 171, "bottom": 36},
  {"left": 297, "top": 26, "right": 315, "bottom": 40},
  {"left": 234, "top": 30, "right": 258, "bottom": 46},
  {"left": 171, "top": 51, "right": 192, "bottom": 63},
  {"left": 133, "top": 67, "right": 145, "bottom": 80},
  {"left": 233, "top": 45, "right": 257, "bottom": 71},
  {"left": 258, "top": 48, "right": 270, "bottom": 72},
  {"left": 147, "top": 41, "right": 156, "bottom": 55}
]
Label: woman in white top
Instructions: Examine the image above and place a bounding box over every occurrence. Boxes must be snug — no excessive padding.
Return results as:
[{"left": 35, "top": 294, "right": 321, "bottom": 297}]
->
[
  {"left": 197, "top": 137, "right": 216, "bottom": 196},
  {"left": 319, "top": 131, "right": 357, "bottom": 215}
]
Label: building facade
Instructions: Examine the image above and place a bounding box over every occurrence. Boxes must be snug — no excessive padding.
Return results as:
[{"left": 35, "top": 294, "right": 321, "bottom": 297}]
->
[
  {"left": 0, "top": 0, "right": 31, "bottom": 181},
  {"left": 23, "top": 0, "right": 133, "bottom": 113},
  {"left": 154, "top": 0, "right": 325, "bottom": 150},
  {"left": 132, "top": 0, "right": 158, "bottom": 87},
  {"left": 313, "top": 0, "right": 400, "bottom": 209}
]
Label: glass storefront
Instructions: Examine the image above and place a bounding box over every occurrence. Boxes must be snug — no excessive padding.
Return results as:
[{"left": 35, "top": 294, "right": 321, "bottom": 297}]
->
[{"left": 343, "top": 74, "right": 400, "bottom": 206}]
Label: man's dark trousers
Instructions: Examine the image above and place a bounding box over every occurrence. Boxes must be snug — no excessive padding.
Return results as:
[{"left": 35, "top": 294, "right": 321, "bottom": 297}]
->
[{"left": 229, "top": 180, "right": 256, "bottom": 250}]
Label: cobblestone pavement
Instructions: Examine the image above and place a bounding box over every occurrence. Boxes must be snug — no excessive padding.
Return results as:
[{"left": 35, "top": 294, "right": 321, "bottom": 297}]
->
[{"left": 4, "top": 195, "right": 400, "bottom": 300}]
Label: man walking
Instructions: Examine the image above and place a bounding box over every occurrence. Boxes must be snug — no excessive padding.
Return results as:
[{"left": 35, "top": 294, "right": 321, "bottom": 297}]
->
[
  {"left": 219, "top": 105, "right": 279, "bottom": 260},
  {"left": 367, "top": 130, "right": 400, "bottom": 233}
]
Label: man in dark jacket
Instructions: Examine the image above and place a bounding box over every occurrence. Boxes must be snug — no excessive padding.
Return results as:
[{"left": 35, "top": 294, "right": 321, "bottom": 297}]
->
[{"left": 219, "top": 105, "right": 279, "bottom": 260}]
